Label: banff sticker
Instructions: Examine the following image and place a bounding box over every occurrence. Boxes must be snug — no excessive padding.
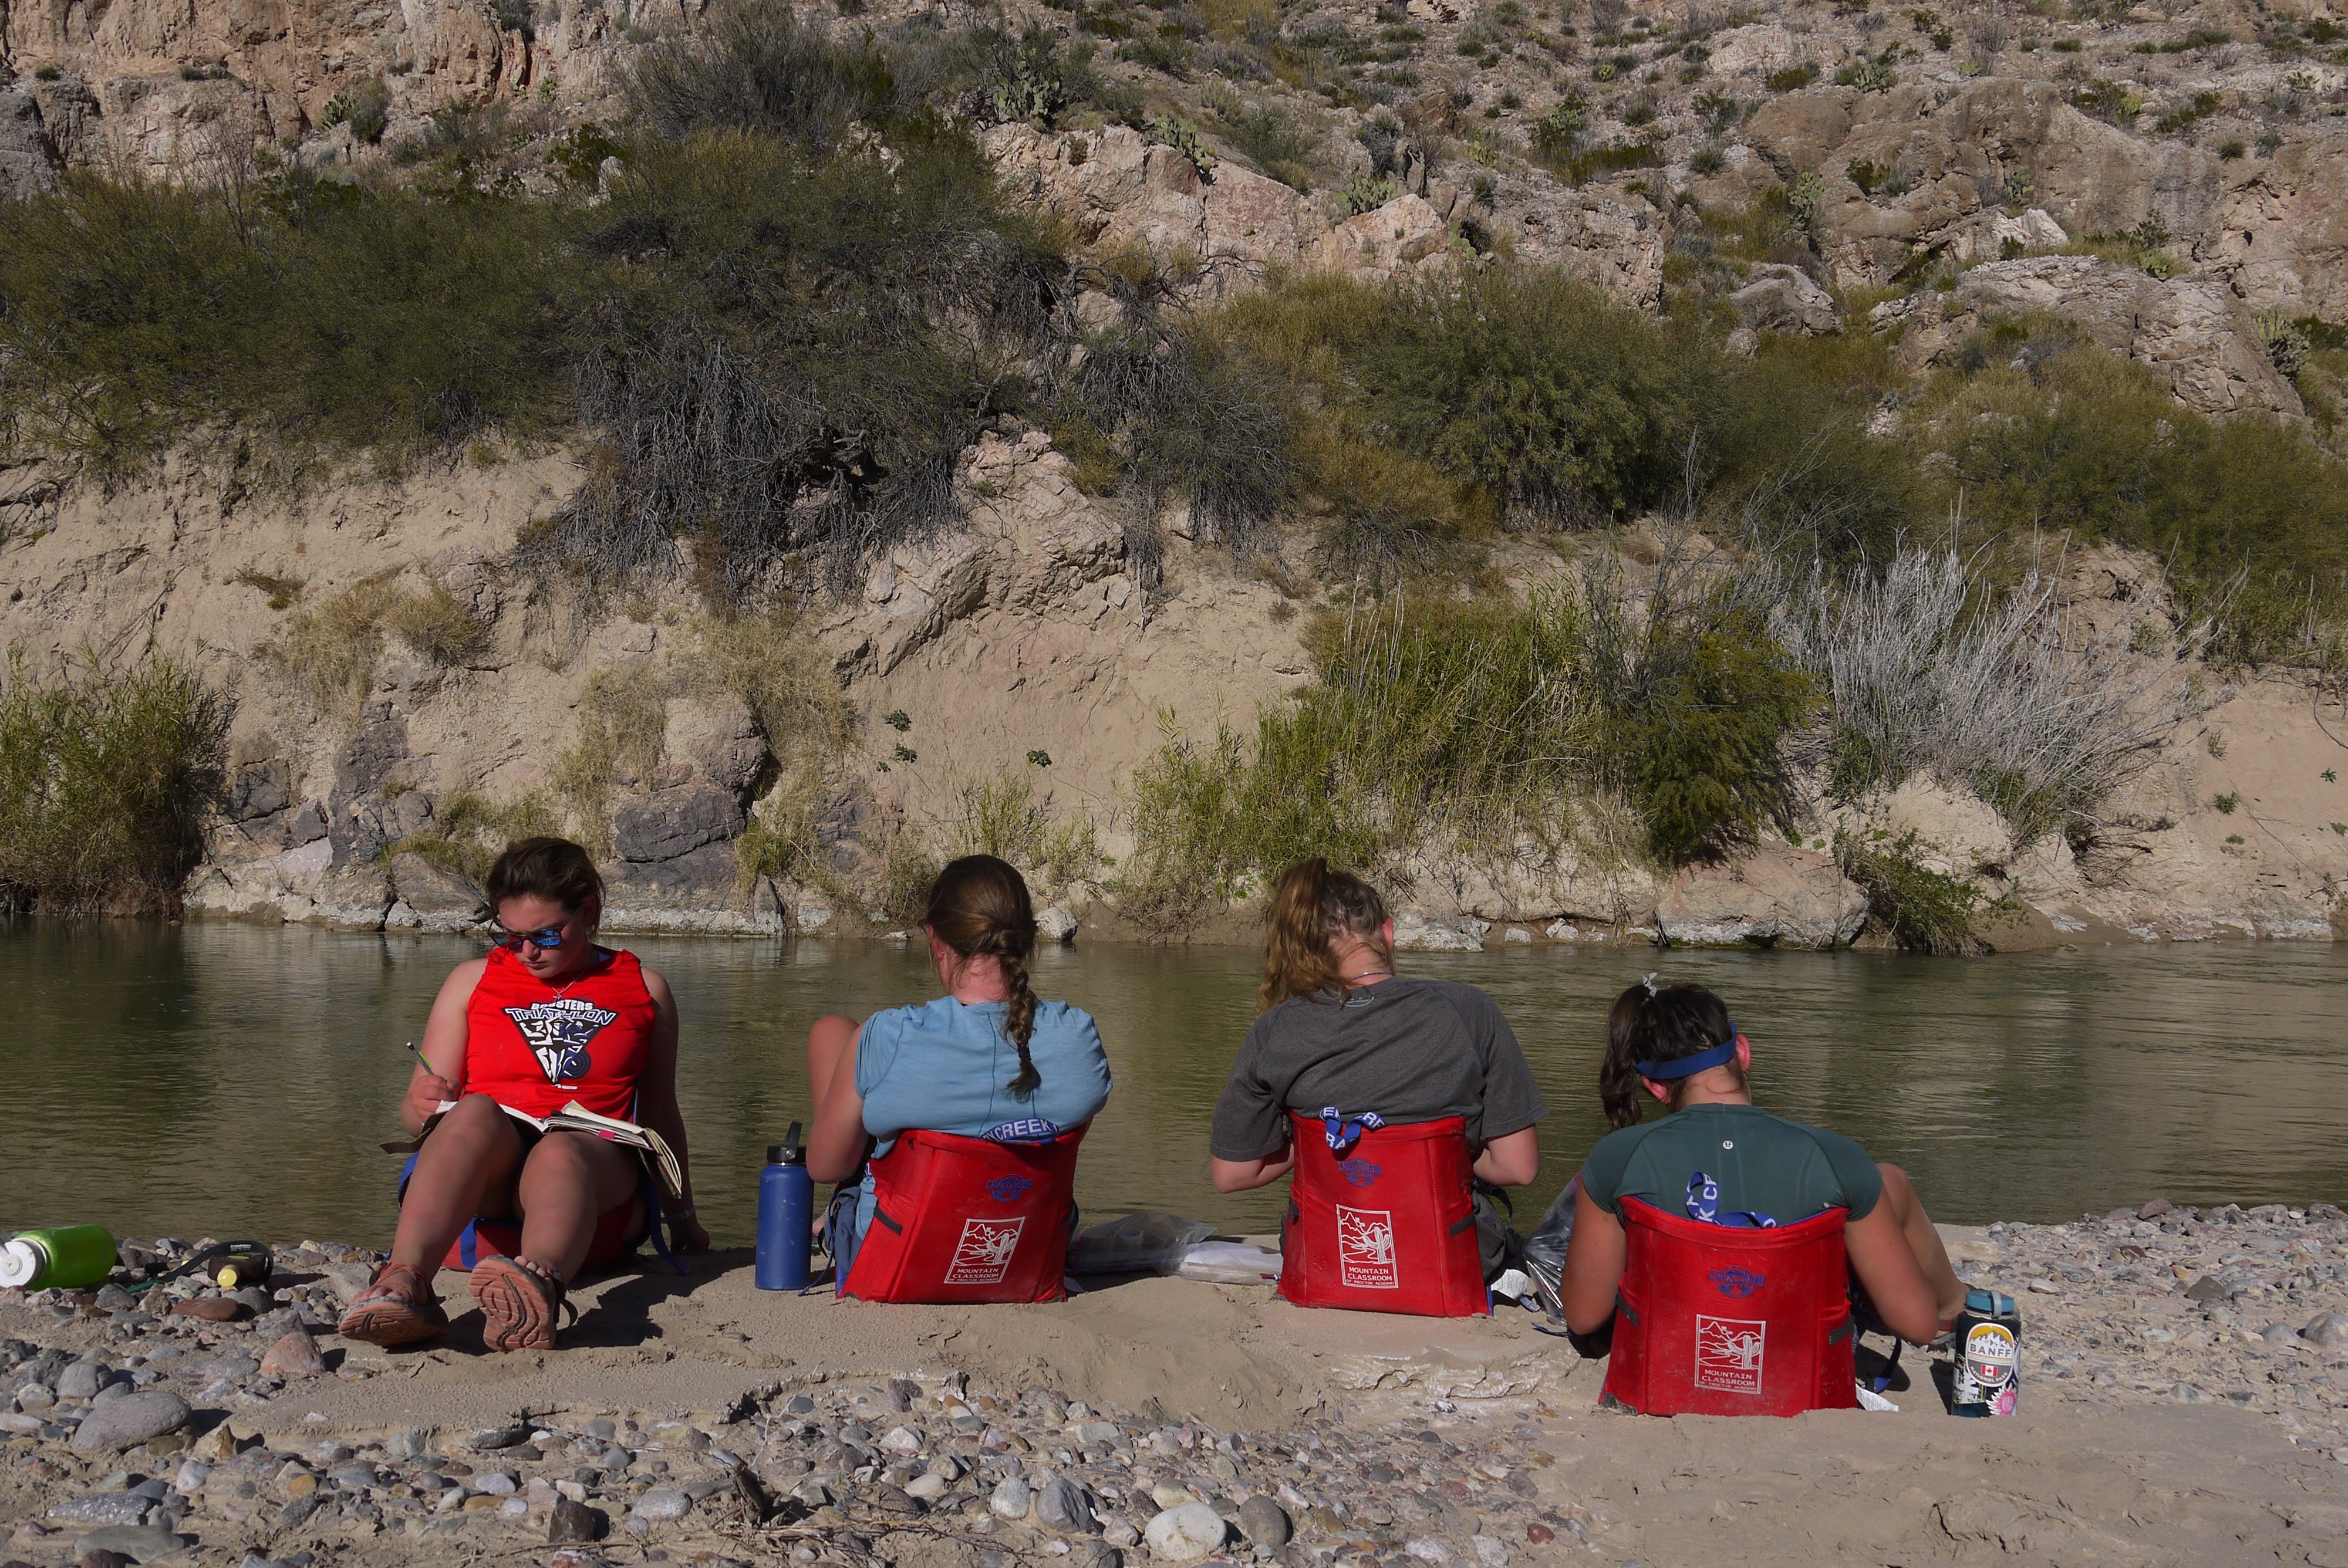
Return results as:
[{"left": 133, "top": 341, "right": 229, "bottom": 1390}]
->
[
  {"left": 1335, "top": 1205, "right": 1400, "bottom": 1289},
  {"left": 1694, "top": 1314, "right": 1767, "bottom": 1394},
  {"left": 944, "top": 1216, "right": 1026, "bottom": 1285}
]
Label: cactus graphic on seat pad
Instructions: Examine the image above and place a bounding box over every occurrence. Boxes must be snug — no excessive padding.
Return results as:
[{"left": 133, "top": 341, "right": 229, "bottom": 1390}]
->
[
  {"left": 1336, "top": 1205, "right": 1399, "bottom": 1288},
  {"left": 946, "top": 1216, "right": 1026, "bottom": 1284}
]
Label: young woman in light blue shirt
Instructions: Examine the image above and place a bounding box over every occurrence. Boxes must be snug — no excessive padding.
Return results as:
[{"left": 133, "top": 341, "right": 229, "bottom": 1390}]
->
[{"left": 805, "top": 855, "right": 1113, "bottom": 1255}]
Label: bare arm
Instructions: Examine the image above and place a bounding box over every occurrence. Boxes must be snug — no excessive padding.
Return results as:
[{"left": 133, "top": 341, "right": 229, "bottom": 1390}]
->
[
  {"left": 1210, "top": 1148, "right": 1297, "bottom": 1194},
  {"left": 808, "top": 1021, "right": 872, "bottom": 1185},
  {"left": 1472, "top": 1127, "right": 1540, "bottom": 1187},
  {"left": 400, "top": 959, "right": 485, "bottom": 1136},
  {"left": 1843, "top": 1199, "right": 1945, "bottom": 1344},
  {"left": 1559, "top": 1185, "right": 1626, "bottom": 1334}
]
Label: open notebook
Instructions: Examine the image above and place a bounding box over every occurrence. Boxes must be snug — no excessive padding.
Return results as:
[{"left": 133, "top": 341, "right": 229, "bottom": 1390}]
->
[{"left": 387, "top": 1100, "right": 684, "bottom": 1200}]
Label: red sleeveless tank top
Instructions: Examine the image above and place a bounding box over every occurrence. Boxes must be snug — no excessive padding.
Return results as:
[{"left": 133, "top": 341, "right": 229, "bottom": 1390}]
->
[{"left": 461, "top": 946, "right": 656, "bottom": 1120}]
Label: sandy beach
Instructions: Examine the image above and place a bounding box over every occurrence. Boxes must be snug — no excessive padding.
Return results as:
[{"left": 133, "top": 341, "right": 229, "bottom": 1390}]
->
[{"left": 3, "top": 1203, "right": 2345, "bottom": 1568}]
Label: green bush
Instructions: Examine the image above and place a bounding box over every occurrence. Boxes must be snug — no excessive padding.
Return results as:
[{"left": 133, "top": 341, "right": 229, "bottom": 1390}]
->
[
  {"left": 1570, "top": 549, "right": 1814, "bottom": 863},
  {"left": 1836, "top": 829, "right": 1983, "bottom": 953},
  {"left": 0, "top": 175, "right": 572, "bottom": 476},
  {"left": 1345, "top": 268, "right": 1701, "bottom": 523},
  {"left": 1122, "top": 596, "right": 1591, "bottom": 925},
  {"left": 623, "top": 0, "right": 897, "bottom": 144},
  {"left": 0, "top": 653, "right": 233, "bottom": 913},
  {"left": 1909, "top": 346, "right": 2348, "bottom": 662}
]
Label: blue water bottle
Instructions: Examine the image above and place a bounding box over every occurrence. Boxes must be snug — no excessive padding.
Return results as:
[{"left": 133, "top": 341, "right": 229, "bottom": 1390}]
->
[{"left": 757, "top": 1123, "right": 812, "bottom": 1290}]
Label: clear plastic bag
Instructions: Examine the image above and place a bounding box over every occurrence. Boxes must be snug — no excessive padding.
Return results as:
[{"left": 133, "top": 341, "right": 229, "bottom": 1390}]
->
[
  {"left": 1175, "top": 1241, "right": 1283, "bottom": 1284},
  {"left": 1066, "top": 1212, "right": 1217, "bottom": 1277},
  {"left": 1520, "top": 1174, "right": 1581, "bottom": 1321}
]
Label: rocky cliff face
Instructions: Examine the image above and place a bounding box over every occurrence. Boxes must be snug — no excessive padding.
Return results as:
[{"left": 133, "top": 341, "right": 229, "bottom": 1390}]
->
[{"left": 4, "top": 443, "right": 2343, "bottom": 951}]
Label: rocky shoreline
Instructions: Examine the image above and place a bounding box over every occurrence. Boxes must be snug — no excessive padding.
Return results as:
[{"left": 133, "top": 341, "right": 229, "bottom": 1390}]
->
[{"left": 2, "top": 1199, "right": 2346, "bottom": 1567}]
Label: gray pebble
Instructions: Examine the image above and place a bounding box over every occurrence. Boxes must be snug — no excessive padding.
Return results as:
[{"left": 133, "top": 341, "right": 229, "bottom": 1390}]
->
[
  {"left": 1038, "top": 1475, "right": 1101, "bottom": 1534},
  {"left": 1237, "top": 1495, "right": 1292, "bottom": 1547},
  {"left": 70, "top": 1525, "right": 184, "bottom": 1562},
  {"left": 69, "top": 1390, "right": 190, "bottom": 1454},
  {"left": 2258, "top": 1322, "right": 2301, "bottom": 1346},
  {"left": 991, "top": 1476, "right": 1033, "bottom": 1520},
  {"left": 46, "top": 1491, "right": 151, "bottom": 1525},
  {"left": 632, "top": 1486, "right": 691, "bottom": 1520},
  {"left": 56, "top": 1362, "right": 106, "bottom": 1401}
]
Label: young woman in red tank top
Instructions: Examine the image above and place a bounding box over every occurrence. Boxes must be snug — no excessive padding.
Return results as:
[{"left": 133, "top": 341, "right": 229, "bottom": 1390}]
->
[{"left": 338, "top": 838, "right": 707, "bottom": 1351}]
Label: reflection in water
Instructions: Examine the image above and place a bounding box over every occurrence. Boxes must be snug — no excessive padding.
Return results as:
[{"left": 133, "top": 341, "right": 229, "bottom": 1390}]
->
[{"left": 2, "top": 918, "right": 2343, "bottom": 1241}]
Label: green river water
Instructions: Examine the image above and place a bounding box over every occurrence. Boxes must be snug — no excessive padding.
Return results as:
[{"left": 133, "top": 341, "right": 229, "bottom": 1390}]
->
[{"left": 4, "top": 919, "right": 2344, "bottom": 1245}]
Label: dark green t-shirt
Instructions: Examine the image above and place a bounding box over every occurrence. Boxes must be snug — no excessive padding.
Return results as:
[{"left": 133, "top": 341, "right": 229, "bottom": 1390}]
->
[{"left": 1577, "top": 1104, "right": 1883, "bottom": 1225}]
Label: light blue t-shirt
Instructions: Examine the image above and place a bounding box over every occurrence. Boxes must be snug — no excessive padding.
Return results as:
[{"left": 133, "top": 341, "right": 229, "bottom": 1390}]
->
[{"left": 843, "top": 996, "right": 1113, "bottom": 1248}]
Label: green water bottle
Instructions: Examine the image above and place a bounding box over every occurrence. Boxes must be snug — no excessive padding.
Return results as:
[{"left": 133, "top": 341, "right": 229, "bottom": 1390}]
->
[{"left": 0, "top": 1226, "right": 117, "bottom": 1291}]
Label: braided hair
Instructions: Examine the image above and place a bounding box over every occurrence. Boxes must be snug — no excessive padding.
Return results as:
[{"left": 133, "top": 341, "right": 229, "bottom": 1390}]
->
[
  {"left": 1598, "top": 978, "right": 1740, "bottom": 1130},
  {"left": 924, "top": 854, "right": 1044, "bottom": 1097}
]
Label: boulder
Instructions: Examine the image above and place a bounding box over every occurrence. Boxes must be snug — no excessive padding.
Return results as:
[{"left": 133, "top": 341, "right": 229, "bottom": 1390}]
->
[
  {"left": 1728, "top": 265, "right": 1841, "bottom": 336},
  {"left": 1037, "top": 904, "right": 1079, "bottom": 944},
  {"left": 387, "top": 853, "right": 487, "bottom": 933},
  {"left": 1313, "top": 194, "right": 1453, "bottom": 283},
  {"left": 664, "top": 694, "right": 768, "bottom": 796},
  {"left": 1655, "top": 842, "right": 1867, "bottom": 949},
  {"left": 612, "top": 782, "right": 748, "bottom": 864},
  {"left": 1950, "top": 256, "right": 2303, "bottom": 418},
  {"left": 1391, "top": 912, "right": 1486, "bottom": 952}
]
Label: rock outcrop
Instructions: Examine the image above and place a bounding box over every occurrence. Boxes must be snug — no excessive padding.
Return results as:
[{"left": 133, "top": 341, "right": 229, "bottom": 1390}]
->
[
  {"left": 1872, "top": 255, "right": 2306, "bottom": 418},
  {"left": 1744, "top": 78, "right": 2348, "bottom": 321}
]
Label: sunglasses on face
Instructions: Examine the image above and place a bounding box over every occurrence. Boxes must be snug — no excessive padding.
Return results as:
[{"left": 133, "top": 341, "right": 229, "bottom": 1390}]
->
[{"left": 490, "top": 924, "right": 569, "bottom": 951}]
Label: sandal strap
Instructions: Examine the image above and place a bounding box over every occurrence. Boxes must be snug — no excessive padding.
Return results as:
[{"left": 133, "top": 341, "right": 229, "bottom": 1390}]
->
[{"left": 512, "top": 1256, "right": 578, "bottom": 1329}]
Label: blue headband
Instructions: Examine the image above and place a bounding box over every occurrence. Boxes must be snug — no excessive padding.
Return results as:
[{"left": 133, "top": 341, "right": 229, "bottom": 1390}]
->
[{"left": 1638, "top": 1026, "right": 1742, "bottom": 1082}]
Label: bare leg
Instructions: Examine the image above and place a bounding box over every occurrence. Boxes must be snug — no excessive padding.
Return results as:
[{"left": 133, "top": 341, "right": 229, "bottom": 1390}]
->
[
  {"left": 513, "top": 1130, "right": 644, "bottom": 1281},
  {"left": 807, "top": 1014, "right": 861, "bottom": 1111},
  {"left": 1878, "top": 1163, "right": 1969, "bottom": 1325},
  {"left": 389, "top": 1095, "right": 527, "bottom": 1281}
]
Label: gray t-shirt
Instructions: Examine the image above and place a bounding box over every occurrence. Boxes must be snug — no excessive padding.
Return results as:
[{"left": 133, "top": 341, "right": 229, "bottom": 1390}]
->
[{"left": 1210, "top": 978, "right": 1548, "bottom": 1161}]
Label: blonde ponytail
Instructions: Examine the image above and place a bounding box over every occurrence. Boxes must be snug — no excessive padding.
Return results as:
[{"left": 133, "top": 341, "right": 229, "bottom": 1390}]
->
[{"left": 1257, "top": 857, "right": 1389, "bottom": 1012}]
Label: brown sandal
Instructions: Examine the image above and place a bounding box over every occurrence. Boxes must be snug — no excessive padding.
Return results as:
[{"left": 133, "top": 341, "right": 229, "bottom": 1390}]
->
[
  {"left": 336, "top": 1261, "right": 448, "bottom": 1346},
  {"left": 472, "top": 1255, "right": 568, "bottom": 1352}
]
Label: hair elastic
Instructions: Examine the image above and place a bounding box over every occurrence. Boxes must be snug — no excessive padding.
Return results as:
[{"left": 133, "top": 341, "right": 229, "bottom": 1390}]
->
[
  {"left": 1639, "top": 972, "right": 1660, "bottom": 998},
  {"left": 1637, "top": 1026, "right": 1742, "bottom": 1082}
]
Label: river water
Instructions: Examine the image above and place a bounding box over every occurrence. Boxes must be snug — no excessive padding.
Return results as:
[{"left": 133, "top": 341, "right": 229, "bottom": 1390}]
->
[{"left": 4, "top": 920, "right": 2344, "bottom": 1246}]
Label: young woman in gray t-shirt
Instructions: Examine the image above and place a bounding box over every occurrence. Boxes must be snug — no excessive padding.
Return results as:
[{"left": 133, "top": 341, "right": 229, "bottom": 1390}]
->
[{"left": 1207, "top": 859, "right": 1546, "bottom": 1273}]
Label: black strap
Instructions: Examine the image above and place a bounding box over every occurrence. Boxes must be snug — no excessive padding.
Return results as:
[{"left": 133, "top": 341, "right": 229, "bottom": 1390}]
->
[
  {"left": 1448, "top": 1214, "right": 1476, "bottom": 1236},
  {"left": 872, "top": 1206, "right": 904, "bottom": 1235}
]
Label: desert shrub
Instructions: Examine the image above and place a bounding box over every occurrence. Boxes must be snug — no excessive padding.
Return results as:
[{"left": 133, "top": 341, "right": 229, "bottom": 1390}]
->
[
  {"left": 0, "top": 176, "right": 573, "bottom": 475},
  {"left": 1209, "top": 92, "right": 1320, "bottom": 187},
  {"left": 1048, "top": 279, "right": 1302, "bottom": 587},
  {"left": 1908, "top": 346, "right": 2348, "bottom": 663},
  {"left": 266, "top": 575, "right": 494, "bottom": 719},
  {"left": 526, "top": 126, "right": 1062, "bottom": 596},
  {"left": 389, "top": 789, "right": 562, "bottom": 886},
  {"left": 943, "top": 770, "right": 1102, "bottom": 888},
  {"left": 1572, "top": 542, "right": 1814, "bottom": 863},
  {"left": 1348, "top": 267, "right": 1699, "bottom": 523},
  {"left": 1122, "top": 595, "right": 1590, "bottom": 925},
  {"left": 1786, "top": 546, "right": 2178, "bottom": 845},
  {"left": 623, "top": 0, "right": 896, "bottom": 144},
  {"left": 1834, "top": 828, "right": 1983, "bottom": 953},
  {"left": 0, "top": 652, "right": 232, "bottom": 913}
]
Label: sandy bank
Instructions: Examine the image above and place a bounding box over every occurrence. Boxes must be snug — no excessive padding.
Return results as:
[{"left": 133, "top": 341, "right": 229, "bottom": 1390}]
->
[{"left": 5, "top": 1204, "right": 2347, "bottom": 1566}]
